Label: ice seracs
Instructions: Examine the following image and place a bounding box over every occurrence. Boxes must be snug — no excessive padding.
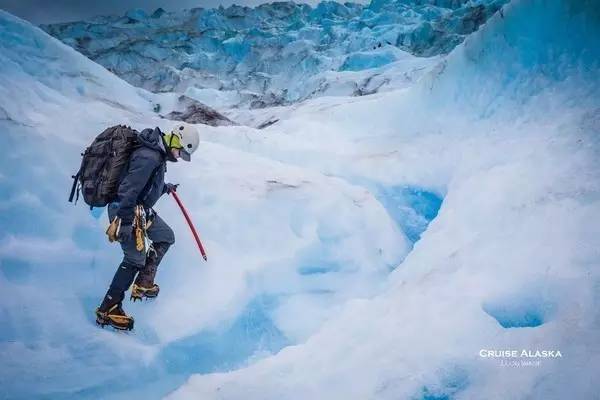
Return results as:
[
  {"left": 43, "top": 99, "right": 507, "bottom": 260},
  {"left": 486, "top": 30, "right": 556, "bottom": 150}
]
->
[{"left": 42, "top": 0, "right": 507, "bottom": 108}]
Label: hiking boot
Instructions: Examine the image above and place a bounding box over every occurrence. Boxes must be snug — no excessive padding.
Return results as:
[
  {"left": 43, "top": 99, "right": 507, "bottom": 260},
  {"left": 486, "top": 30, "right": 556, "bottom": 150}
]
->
[
  {"left": 130, "top": 283, "right": 160, "bottom": 302},
  {"left": 95, "top": 303, "right": 134, "bottom": 331},
  {"left": 131, "top": 242, "right": 170, "bottom": 302}
]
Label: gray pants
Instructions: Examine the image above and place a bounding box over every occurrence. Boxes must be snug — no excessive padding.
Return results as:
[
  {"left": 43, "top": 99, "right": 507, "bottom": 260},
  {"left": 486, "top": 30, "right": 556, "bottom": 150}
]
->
[{"left": 103, "top": 203, "right": 175, "bottom": 305}]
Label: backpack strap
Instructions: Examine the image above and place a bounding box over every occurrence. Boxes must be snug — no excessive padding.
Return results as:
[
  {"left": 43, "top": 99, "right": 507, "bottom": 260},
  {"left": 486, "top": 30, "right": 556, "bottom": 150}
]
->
[
  {"left": 68, "top": 171, "right": 81, "bottom": 204},
  {"left": 68, "top": 148, "right": 89, "bottom": 204}
]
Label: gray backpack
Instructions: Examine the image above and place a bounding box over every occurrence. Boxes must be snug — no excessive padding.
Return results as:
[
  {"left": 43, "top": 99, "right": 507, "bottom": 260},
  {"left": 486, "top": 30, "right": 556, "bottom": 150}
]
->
[{"left": 69, "top": 125, "right": 139, "bottom": 208}]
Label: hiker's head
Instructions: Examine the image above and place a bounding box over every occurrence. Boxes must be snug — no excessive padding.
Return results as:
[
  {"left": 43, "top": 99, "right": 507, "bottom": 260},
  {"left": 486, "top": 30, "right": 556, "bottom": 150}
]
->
[{"left": 163, "top": 124, "right": 199, "bottom": 162}]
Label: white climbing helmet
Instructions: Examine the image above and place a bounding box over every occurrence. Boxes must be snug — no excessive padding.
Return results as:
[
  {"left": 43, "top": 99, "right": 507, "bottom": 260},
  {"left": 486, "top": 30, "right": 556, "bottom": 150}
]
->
[{"left": 170, "top": 124, "right": 199, "bottom": 161}]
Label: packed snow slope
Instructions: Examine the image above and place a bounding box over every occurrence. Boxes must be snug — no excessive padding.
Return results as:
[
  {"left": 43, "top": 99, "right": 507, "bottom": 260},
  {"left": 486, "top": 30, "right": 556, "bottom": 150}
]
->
[
  {"left": 168, "top": 0, "right": 600, "bottom": 399},
  {"left": 42, "top": 0, "right": 507, "bottom": 108}
]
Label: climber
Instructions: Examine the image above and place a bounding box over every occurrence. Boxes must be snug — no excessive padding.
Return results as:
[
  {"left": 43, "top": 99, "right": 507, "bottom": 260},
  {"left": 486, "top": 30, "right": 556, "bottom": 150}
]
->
[{"left": 95, "top": 124, "right": 200, "bottom": 330}]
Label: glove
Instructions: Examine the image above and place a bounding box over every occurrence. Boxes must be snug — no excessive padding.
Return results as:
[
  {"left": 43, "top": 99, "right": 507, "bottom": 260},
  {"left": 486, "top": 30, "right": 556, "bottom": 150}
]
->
[
  {"left": 117, "top": 224, "right": 133, "bottom": 243},
  {"left": 165, "top": 183, "right": 179, "bottom": 194},
  {"left": 106, "top": 216, "right": 121, "bottom": 243}
]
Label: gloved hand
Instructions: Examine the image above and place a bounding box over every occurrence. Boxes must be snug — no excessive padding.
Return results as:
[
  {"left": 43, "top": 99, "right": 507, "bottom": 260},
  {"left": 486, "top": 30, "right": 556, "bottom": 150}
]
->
[
  {"left": 165, "top": 183, "right": 179, "bottom": 194},
  {"left": 117, "top": 224, "right": 133, "bottom": 243}
]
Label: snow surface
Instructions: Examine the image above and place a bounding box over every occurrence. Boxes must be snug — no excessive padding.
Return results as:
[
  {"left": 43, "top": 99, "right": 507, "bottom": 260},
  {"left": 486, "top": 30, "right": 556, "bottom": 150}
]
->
[
  {"left": 170, "top": 0, "right": 600, "bottom": 398},
  {"left": 0, "top": 9, "right": 409, "bottom": 399},
  {"left": 42, "top": 0, "right": 506, "bottom": 107},
  {"left": 1, "top": 0, "right": 600, "bottom": 399}
]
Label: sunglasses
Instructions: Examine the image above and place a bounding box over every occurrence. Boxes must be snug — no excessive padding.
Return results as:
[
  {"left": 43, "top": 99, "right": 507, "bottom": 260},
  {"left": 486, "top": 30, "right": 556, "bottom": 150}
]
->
[{"left": 166, "top": 133, "right": 183, "bottom": 150}]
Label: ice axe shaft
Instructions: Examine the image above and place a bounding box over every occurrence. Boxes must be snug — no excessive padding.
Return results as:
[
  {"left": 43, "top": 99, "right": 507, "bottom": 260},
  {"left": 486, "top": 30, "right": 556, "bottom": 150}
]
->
[{"left": 170, "top": 191, "right": 208, "bottom": 261}]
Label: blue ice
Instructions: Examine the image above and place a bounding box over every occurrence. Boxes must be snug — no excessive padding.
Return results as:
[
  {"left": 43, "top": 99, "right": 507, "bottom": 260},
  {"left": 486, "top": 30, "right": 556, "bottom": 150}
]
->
[
  {"left": 74, "top": 296, "right": 288, "bottom": 399},
  {"left": 375, "top": 185, "right": 443, "bottom": 243},
  {"left": 415, "top": 365, "right": 469, "bottom": 400},
  {"left": 483, "top": 290, "right": 557, "bottom": 328}
]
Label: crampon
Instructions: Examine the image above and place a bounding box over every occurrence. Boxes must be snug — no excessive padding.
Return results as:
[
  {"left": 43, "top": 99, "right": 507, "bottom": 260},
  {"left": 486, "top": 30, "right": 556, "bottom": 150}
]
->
[
  {"left": 130, "top": 283, "right": 160, "bottom": 302},
  {"left": 95, "top": 303, "right": 134, "bottom": 331}
]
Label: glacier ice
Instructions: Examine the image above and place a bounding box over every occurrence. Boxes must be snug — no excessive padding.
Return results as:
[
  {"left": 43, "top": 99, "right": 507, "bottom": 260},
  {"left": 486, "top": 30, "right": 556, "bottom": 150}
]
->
[
  {"left": 482, "top": 287, "right": 557, "bottom": 329},
  {"left": 0, "top": 9, "right": 414, "bottom": 398},
  {"left": 166, "top": 1, "right": 600, "bottom": 399},
  {"left": 1, "top": 0, "right": 599, "bottom": 398},
  {"left": 42, "top": 0, "right": 507, "bottom": 107}
]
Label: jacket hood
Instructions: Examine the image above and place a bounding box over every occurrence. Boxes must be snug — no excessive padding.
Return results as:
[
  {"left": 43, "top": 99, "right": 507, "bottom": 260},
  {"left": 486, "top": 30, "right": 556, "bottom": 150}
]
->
[{"left": 138, "top": 127, "right": 166, "bottom": 155}]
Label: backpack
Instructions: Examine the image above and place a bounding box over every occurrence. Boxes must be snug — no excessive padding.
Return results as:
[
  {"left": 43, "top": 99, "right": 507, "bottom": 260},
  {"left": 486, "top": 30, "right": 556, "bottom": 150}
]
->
[{"left": 69, "top": 125, "right": 139, "bottom": 208}]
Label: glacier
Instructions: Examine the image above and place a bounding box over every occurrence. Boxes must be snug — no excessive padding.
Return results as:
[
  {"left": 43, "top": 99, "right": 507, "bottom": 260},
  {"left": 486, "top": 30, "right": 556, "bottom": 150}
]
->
[
  {"left": 1, "top": 0, "right": 599, "bottom": 399},
  {"left": 0, "top": 7, "right": 410, "bottom": 399},
  {"left": 42, "top": 0, "right": 507, "bottom": 108},
  {"left": 168, "top": 1, "right": 600, "bottom": 399}
]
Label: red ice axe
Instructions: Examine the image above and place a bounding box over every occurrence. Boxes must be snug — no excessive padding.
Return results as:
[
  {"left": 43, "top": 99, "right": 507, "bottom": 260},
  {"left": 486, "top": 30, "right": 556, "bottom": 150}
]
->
[{"left": 170, "top": 191, "right": 208, "bottom": 261}]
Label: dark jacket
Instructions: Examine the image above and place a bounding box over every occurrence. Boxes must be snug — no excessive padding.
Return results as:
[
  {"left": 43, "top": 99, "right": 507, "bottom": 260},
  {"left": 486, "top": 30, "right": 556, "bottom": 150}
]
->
[{"left": 116, "top": 127, "right": 167, "bottom": 225}]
